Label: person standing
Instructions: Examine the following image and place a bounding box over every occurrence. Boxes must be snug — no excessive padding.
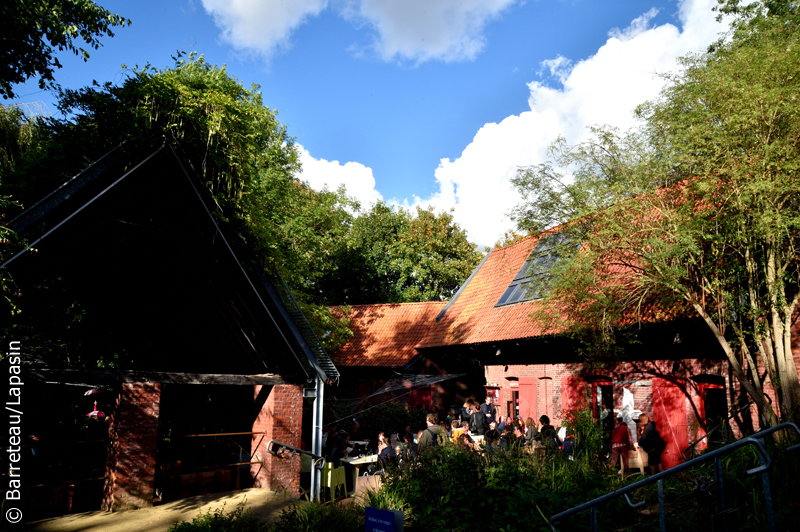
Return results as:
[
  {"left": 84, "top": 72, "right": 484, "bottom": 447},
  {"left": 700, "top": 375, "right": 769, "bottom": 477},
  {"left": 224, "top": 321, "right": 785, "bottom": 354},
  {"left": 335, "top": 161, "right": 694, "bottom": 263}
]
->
[
  {"left": 418, "top": 413, "right": 446, "bottom": 450},
  {"left": 638, "top": 414, "right": 667, "bottom": 474},
  {"left": 610, "top": 414, "right": 633, "bottom": 476},
  {"left": 481, "top": 395, "right": 496, "bottom": 425},
  {"left": 469, "top": 403, "right": 488, "bottom": 436}
]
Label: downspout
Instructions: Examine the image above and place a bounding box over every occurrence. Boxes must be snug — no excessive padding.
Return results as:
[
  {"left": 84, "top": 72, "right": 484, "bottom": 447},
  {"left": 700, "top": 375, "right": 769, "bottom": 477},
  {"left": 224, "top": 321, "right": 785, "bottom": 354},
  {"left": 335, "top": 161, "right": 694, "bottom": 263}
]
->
[{"left": 310, "top": 375, "right": 325, "bottom": 501}]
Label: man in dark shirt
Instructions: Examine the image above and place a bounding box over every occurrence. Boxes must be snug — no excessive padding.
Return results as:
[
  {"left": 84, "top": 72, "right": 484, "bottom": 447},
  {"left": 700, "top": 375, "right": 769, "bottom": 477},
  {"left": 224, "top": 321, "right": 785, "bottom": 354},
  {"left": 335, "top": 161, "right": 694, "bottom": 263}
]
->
[{"left": 480, "top": 395, "right": 496, "bottom": 425}]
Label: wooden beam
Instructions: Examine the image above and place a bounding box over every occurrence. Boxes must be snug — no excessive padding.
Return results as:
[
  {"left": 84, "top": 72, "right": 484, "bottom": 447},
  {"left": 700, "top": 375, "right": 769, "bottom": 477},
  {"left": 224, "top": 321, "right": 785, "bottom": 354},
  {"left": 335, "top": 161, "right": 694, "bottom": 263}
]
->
[{"left": 22, "top": 367, "right": 295, "bottom": 386}]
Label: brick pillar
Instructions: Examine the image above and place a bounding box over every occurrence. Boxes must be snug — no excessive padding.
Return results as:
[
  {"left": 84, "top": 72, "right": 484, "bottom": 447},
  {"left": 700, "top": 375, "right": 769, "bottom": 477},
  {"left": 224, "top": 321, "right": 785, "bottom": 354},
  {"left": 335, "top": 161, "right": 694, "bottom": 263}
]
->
[
  {"left": 102, "top": 382, "right": 161, "bottom": 511},
  {"left": 251, "top": 384, "right": 303, "bottom": 496}
]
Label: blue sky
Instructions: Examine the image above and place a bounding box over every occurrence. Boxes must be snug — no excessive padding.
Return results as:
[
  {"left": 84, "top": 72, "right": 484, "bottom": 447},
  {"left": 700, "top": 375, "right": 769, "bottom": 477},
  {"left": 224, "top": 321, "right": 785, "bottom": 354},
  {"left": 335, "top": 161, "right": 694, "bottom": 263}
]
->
[{"left": 9, "top": 0, "right": 730, "bottom": 247}]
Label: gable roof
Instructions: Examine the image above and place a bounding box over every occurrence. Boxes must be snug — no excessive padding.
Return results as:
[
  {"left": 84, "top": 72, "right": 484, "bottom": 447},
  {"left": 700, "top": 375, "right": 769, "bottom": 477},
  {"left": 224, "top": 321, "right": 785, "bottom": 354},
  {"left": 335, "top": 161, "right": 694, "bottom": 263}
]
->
[
  {"left": 332, "top": 301, "right": 447, "bottom": 367},
  {"left": 416, "top": 235, "right": 553, "bottom": 349},
  {"left": 2, "top": 143, "right": 337, "bottom": 383}
]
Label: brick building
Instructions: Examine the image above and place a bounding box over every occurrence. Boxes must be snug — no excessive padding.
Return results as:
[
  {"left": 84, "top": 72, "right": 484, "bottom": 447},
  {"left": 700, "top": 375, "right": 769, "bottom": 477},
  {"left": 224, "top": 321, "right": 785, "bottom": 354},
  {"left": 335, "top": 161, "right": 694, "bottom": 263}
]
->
[
  {"left": 333, "top": 233, "right": 800, "bottom": 469},
  {"left": 2, "top": 143, "right": 336, "bottom": 516},
  {"left": 327, "top": 302, "right": 484, "bottom": 413}
]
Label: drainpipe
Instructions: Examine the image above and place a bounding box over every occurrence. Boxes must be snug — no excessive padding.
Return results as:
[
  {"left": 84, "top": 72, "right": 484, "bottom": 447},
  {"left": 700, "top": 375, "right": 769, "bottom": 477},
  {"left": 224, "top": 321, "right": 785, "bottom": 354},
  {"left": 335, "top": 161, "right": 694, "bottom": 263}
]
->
[{"left": 310, "top": 375, "right": 325, "bottom": 501}]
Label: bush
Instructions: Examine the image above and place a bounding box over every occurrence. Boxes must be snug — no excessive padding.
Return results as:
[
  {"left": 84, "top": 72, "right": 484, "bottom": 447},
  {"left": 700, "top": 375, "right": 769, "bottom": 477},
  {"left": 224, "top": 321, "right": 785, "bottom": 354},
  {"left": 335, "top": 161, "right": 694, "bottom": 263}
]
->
[
  {"left": 168, "top": 502, "right": 268, "bottom": 532},
  {"left": 268, "top": 501, "right": 363, "bottom": 532}
]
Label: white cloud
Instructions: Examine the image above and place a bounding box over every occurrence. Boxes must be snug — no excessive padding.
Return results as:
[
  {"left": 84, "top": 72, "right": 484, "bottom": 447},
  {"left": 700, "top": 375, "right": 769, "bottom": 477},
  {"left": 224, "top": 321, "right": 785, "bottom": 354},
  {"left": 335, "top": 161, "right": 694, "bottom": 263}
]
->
[
  {"left": 537, "top": 55, "right": 573, "bottom": 84},
  {"left": 343, "top": 0, "right": 518, "bottom": 62},
  {"left": 412, "top": 0, "right": 728, "bottom": 248},
  {"left": 200, "top": 0, "right": 328, "bottom": 57},
  {"left": 297, "top": 145, "right": 383, "bottom": 209},
  {"left": 200, "top": 0, "right": 517, "bottom": 63}
]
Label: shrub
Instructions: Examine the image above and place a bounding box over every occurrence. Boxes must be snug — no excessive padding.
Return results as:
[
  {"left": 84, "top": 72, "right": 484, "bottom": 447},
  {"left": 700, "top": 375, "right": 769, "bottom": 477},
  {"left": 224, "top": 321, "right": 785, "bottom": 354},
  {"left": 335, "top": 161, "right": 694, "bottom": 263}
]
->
[
  {"left": 268, "top": 501, "right": 363, "bottom": 532},
  {"left": 168, "top": 502, "right": 268, "bottom": 532}
]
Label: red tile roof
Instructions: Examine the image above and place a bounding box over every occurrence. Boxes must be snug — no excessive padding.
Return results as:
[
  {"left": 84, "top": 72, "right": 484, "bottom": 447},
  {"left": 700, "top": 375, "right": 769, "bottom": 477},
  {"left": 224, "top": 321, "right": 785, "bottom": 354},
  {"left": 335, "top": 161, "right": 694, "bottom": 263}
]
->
[
  {"left": 417, "top": 230, "right": 686, "bottom": 349},
  {"left": 332, "top": 301, "right": 447, "bottom": 367},
  {"left": 416, "top": 235, "right": 551, "bottom": 348}
]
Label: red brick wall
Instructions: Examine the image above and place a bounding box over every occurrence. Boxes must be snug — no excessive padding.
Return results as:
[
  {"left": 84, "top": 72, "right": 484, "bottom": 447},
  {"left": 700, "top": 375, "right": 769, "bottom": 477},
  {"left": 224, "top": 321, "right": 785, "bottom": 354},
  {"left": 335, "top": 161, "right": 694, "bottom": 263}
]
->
[
  {"left": 251, "top": 384, "right": 303, "bottom": 496},
  {"left": 102, "top": 382, "right": 161, "bottom": 511},
  {"left": 486, "top": 359, "right": 730, "bottom": 467}
]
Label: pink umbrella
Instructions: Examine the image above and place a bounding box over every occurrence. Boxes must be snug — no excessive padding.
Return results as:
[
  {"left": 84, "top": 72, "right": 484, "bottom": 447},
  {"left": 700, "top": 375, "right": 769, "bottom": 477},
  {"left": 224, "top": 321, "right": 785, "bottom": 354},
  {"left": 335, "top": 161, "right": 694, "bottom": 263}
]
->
[{"left": 86, "top": 401, "right": 105, "bottom": 418}]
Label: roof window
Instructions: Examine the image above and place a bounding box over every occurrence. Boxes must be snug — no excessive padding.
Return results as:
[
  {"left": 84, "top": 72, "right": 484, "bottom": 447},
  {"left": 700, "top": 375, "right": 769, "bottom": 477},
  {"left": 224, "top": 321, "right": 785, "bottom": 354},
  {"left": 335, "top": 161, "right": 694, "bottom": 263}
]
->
[{"left": 495, "top": 232, "right": 581, "bottom": 307}]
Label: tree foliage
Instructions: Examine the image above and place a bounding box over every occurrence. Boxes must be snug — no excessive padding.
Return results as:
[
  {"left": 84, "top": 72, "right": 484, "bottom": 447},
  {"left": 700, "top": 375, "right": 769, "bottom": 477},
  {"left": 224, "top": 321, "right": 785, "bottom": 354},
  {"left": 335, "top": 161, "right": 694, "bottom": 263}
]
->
[
  {"left": 318, "top": 202, "right": 482, "bottom": 305},
  {"left": 511, "top": 3, "right": 800, "bottom": 429},
  {"left": 0, "top": 0, "right": 130, "bottom": 99}
]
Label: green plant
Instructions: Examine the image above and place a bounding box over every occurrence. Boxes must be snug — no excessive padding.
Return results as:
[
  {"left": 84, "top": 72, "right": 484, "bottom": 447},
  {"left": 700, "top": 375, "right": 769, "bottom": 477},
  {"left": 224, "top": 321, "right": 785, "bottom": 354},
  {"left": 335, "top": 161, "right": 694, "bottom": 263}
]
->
[
  {"left": 358, "top": 488, "right": 412, "bottom": 525},
  {"left": 168, "top": 501, "right": 269, "bottom": 532},
  {"left": 268, "top": 501, "right": 363, "bottom": 532}
]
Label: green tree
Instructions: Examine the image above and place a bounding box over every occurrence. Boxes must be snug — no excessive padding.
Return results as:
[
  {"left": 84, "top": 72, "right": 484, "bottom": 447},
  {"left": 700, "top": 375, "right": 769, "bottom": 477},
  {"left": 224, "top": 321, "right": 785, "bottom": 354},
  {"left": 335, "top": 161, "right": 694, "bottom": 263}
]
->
[
  {"left": 511, "top": 5, "right": 800, "bottom": 429},
  {"left": 0, "top": 0, "right": 130, "bottom": 99},
  {"left": 392, "top": 206, "right": 483, "bottom": 302},
  {"left": 319, "top": 202, "right": 410, "bottom": 304},
  {"left": 319, "top": 202, "right": 482, "bottom": 304}
]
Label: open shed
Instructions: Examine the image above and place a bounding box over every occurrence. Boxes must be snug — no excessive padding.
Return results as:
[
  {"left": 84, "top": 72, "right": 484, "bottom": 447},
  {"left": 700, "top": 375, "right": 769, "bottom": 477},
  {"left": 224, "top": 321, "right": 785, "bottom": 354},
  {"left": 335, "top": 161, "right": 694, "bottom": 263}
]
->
[{"left": 1, "top": 142, "right": 337, "bottom": 516}]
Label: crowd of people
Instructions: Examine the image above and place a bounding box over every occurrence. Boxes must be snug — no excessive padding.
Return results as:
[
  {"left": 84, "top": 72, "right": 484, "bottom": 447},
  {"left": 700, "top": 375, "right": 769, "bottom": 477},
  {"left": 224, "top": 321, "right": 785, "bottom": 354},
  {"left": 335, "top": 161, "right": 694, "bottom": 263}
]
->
[{"left": 321, "top": 397, "right": 669, "bottom": 479}]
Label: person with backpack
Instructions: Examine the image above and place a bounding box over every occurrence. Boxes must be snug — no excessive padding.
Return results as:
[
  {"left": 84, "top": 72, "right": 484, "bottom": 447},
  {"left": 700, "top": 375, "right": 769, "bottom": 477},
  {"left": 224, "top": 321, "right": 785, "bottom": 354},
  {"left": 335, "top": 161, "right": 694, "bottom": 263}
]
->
[
  {"left": 637, "top": 413, "right": 667, "bottom": 474},
  {"left": 535, "top": 415, "right": 561, "bottom": 453},
  {"left": 468, "top": 402, "right": 488, "bottom": 436},
  {"left": 418, "top": 413, "right": 446, "bottom": 450}
]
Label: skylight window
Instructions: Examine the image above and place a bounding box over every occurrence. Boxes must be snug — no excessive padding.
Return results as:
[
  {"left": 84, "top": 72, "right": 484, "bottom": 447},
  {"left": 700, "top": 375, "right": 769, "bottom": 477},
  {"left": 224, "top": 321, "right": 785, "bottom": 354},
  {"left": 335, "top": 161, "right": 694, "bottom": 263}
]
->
[{"left": 495, "top": 232, "right": 581, "bottom": 307}]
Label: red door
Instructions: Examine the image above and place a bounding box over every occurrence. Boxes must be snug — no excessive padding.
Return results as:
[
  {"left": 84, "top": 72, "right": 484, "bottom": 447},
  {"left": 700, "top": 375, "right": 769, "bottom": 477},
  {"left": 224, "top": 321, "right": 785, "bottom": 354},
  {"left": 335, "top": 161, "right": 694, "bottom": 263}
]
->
[
  {"left": 652, "top": 378, "right": 689, "bottom": 469},
  {"left": 561, "top": 375, "right": 586, "bottom": 413},
  {"left": 519, "top": 378, "right": 537, "bottom": 421},
  {"left": 410, "top": 386, "right": 432, "bottom": 410}
]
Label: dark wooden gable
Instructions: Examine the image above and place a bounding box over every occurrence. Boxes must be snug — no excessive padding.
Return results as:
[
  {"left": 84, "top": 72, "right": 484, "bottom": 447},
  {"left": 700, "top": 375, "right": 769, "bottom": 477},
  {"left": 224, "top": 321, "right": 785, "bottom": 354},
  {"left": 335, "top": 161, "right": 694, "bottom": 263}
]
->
[{"left": 3, "top": 144, "right": 333, "bottom": 382}]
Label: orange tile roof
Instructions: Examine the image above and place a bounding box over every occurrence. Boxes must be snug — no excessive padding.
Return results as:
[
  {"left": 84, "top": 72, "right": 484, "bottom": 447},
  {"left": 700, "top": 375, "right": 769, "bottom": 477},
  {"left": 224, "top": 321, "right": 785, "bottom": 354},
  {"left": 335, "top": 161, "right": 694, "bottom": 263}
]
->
[
  {"left": 416, "top": 236, "right": 551, "bottom": 348},
  {"left": 417, "top": 228, "right": 687, "bottom": 349},
  {"left": 332, "top": 301, "right": 448, "bottom": 367}
]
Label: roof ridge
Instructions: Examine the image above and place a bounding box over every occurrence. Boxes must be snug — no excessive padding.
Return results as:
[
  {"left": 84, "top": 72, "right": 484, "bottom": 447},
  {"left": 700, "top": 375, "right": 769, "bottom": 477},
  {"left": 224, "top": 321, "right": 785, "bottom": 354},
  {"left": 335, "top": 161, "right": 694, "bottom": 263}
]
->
[
  {"left": 494, "top": 233, "right": 539, "bottom": 252},
  {"left": 341, "top": 301, "right": 448, "bottom": 309}
]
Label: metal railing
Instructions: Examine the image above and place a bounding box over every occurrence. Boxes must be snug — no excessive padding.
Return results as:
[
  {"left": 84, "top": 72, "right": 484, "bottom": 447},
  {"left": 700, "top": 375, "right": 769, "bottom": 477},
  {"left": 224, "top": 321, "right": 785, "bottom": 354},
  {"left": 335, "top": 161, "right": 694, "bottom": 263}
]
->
[
  {"left": 682, "top": 401, "right": 755, "bottom": 461},
  {"left": 265, "top": 439, "right": 324, "bottom": 463},
  {"left": 549, "top": 422, "right": 800, "bottom": 532}
]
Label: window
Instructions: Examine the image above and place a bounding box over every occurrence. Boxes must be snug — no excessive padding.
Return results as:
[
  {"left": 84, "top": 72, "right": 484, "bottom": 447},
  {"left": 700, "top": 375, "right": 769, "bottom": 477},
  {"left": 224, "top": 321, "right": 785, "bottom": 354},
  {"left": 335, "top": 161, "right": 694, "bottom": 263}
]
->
[{"left": 495, "top": 231, "right": 581, "bottom": 307}]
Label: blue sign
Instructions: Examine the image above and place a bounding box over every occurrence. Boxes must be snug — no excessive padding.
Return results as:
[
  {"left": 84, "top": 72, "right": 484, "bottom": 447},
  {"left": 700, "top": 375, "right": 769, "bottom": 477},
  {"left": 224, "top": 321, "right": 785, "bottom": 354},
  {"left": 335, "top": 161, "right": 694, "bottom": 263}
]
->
[{"left": 365, "top": 507, "right": 403, "bottom": 532}]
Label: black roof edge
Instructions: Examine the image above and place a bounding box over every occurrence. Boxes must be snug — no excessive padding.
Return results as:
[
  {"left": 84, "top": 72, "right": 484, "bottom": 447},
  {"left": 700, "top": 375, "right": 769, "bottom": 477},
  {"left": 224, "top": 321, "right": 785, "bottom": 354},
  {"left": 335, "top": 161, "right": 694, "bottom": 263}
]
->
[
  {"left": 250, "top": 262, "right": 339, "bottom": 383},
  {"left": 3, "top": 141, "right": 335, "bottom": 383},
  {"left": 435, "top": 248, "right": 493, "bottom": 323},
  {"left": 402, "top": 354, "right": 424, "bottom": 372},
  {"left": 9, "top": 142, "right": 127, "bottom": 234},
  {"left": 2, "top": 143, "right": 164, "bottom": 271}
]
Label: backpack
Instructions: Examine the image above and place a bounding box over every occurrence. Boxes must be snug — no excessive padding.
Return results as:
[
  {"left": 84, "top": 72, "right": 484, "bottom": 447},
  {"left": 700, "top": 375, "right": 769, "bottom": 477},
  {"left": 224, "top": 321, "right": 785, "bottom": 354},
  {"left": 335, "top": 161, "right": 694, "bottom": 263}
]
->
[
  {"left": 541, "top": 425, "right": 561, "bottom": 449},
  {"left": 426, "top": 428, "right": 442, "bottom": 447},
  {"left": 469, "top": 412, "right": 487, "bottom": 435}
]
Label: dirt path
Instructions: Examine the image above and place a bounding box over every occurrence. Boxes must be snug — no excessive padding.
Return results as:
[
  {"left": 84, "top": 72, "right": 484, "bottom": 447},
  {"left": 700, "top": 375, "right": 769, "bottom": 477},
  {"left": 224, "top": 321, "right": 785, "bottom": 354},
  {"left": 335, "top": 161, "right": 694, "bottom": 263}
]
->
[{"left": 16, "top": 488, "right": 302, "bottom": 532}]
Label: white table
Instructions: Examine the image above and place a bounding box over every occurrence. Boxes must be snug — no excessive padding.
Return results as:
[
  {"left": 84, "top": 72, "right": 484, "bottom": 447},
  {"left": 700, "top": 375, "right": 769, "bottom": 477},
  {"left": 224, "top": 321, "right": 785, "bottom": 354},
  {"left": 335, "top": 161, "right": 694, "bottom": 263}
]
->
[{"left": 341, "top": 454, "right": 379, "bottom": 495}]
